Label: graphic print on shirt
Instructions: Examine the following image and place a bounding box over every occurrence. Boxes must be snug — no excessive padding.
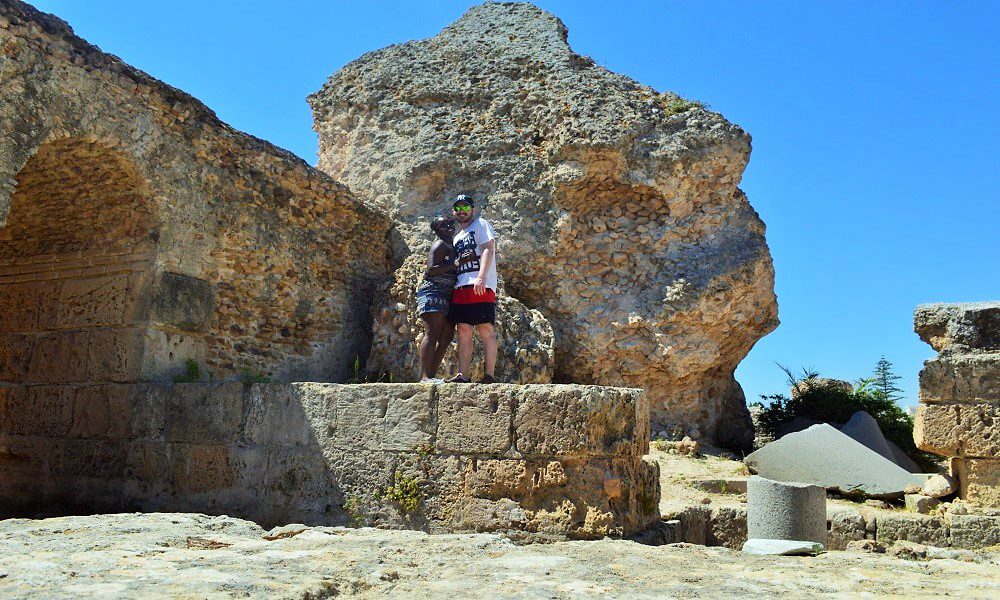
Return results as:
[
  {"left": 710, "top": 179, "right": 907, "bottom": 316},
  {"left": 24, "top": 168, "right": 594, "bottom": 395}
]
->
[{"left": 454, "top": 230, "right": 479, "bottom": 277}]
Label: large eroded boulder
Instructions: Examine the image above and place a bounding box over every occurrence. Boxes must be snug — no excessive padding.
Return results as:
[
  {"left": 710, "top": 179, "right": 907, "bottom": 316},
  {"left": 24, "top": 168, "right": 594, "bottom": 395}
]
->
[{"left": 309, "top": 3, "right": 778, "bottom": 449}]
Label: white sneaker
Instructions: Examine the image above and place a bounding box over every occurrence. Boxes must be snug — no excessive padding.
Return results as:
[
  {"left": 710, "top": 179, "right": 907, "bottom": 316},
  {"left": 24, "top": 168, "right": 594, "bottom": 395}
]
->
[{"left": 420, "top": 377, "right": 445, "bottom": 384}]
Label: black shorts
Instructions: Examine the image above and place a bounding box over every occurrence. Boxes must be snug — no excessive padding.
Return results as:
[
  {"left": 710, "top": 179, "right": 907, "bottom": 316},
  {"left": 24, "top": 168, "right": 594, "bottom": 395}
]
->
[{"left": 448, "top": 301, "right": 496, "bottom": 325}]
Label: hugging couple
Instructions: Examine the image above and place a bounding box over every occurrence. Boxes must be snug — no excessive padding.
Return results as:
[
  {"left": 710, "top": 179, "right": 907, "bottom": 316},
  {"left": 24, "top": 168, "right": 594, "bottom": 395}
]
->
[{"left": 415, "top": 194, "right": 498, "bottom": 384}]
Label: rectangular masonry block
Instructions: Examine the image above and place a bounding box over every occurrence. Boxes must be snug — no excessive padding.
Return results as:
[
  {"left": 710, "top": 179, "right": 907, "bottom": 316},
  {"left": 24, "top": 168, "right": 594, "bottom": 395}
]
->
[
  {"left": 165, "top": 383, "right": 244, "bottom": 443},
  {"left": 0, "top": 280, "right": 47, "bottom": 332},
  {"left": 919, "top": 353, "right": 1000, "bottom": 404},
  {"left": 184, "top": 444, "right": 235, "bottom": 493},
  {"left": 26, "top": 328, "right": 143, "bottom": 384},
  {"left": 0, "top": 333, "right": 32, "bottom": 382},
  {"left": 0, "top": 385, "right": 26, "bottom": 434},
  {"left": 914, "top": 403, "right": 1000, "bottom": 458},
  {"left": 332, "top": 384, "right": 434, "bottom": 452},
  {"left": 948, "top": 514, "right": 1000, "bottom": 548},
  {"left": 0, "top": 382, "right": 658, "bottom": 538},
  {"left": 55, "top": 273, "right": 131, "bottom": 328},
  {"left": 513, "top": 385, "right": 647, "bottom": 458},
  {"left": 952, "top": 458, "right": 1000, "bottom": 508},
  {"left": 436, "top": 384, "right": 513, "bottom": 454},
  {"left": 130, "top": 385, "right": 169, "bottom": 440},
  {"left": 13, "top": 385, "right": 75, "bottom": 436},
  {"left": 69, "top": 385, "right": 133, "bottom": 439},
  {"left": 915, "top": 302, "right": 1000, "bottom": 352},
  {"left": 242, "top": 384, "right": 312, "bottom": 446}
]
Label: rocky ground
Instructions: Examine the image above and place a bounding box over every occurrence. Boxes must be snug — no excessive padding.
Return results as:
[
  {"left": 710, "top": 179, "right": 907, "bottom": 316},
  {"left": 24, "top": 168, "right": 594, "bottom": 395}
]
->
[{"left": 1, "top": 512, "right": 998, "bottom": 598}]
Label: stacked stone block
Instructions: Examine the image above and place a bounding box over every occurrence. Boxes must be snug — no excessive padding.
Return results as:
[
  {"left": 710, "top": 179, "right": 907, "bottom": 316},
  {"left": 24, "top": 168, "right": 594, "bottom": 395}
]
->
[
  {"left": 0, "top": 383, "right": 659, "bottom": 539},
  {"left": 914, "top": 302, "right": 1000, "bottom": 507}
]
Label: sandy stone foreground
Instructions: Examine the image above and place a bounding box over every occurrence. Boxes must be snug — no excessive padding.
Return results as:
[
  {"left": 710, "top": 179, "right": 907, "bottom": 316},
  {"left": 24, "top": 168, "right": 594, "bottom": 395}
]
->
[{"left": 1, "top": 514, "right": 998, "bottom": 598}]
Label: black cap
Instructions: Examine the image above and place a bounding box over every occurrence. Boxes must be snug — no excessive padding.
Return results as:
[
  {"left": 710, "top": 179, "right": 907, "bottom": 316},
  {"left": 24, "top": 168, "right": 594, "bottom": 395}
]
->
[{"left": 452, "top": 194, "right": 475, "bottom": 207}]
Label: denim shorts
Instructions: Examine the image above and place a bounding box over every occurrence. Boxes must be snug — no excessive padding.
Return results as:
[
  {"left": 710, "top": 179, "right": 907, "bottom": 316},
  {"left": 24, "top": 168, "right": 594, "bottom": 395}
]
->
[{"left": 416, "top": 280, "right": 451, "bottom": 315}]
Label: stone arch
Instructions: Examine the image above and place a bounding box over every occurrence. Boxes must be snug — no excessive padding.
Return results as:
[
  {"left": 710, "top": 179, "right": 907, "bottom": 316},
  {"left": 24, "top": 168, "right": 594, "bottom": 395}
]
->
[{"left": 0, "top": 138, "right": 158, "bottom": 384}]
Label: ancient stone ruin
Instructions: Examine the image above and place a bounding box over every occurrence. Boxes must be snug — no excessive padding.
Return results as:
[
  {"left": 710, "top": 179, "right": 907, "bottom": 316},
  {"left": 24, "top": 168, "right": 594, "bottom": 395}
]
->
[
  {"left": 7, "top": 0, "right": 996, "bottom": 552},
  {"left": 914, "top": 302, "right": 1000, "bottom": 508},
  {"left": 0, "top": 2, "right": 391, "bottom": 385},
  {"left": 0, "top": 1, "right": 660, "bottom": 539},
  {"left": 310, "top": 2, "right": 779, "bottom": 451}
]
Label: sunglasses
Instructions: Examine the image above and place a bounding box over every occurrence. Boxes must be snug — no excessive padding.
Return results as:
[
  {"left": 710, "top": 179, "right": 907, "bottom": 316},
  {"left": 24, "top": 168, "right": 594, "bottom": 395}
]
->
[{"left": 452, "top": 204, "right": 472, "bottom": 212}]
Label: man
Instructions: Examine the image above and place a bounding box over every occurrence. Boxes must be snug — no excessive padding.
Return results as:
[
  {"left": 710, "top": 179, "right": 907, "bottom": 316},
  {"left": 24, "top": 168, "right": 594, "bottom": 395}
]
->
[{"left": 446, "top": 194, "right": 498, "bottom": 383}]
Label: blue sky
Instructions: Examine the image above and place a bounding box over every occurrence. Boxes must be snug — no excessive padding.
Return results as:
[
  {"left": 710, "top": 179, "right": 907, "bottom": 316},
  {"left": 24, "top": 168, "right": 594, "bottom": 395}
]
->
[{"left": 31, "top": 1, "right": 999, "bottom": 406}]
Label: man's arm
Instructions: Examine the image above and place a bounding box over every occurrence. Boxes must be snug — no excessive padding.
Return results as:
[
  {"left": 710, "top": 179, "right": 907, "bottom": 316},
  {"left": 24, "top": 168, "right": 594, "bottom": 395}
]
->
[{"left": 473, "top": 239, "right": 495, "bottom": 295}]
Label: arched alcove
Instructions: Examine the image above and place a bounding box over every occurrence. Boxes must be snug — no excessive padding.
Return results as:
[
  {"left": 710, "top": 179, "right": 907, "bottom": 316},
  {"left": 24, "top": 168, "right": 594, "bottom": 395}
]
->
[{"left": 0, "top": 138, "right": 157, "bottom": 384}]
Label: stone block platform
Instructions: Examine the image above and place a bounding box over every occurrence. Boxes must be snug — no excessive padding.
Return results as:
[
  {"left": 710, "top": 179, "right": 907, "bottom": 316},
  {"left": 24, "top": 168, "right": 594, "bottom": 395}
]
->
[{"left": 0, "top": 383, "right": 659, "bottom": 539}]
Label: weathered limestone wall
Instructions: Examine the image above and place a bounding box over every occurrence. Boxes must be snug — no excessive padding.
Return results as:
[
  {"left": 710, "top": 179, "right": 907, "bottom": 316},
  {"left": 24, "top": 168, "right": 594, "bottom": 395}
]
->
[
  {"left": 0, "top": 382, "right": 659, "bottom": 539},
  {"left": 0, "top": 1, "right": 391, "bottom": 385},
  {"left": 914, "top": 302, "right": 1000, "bottom": 507}
]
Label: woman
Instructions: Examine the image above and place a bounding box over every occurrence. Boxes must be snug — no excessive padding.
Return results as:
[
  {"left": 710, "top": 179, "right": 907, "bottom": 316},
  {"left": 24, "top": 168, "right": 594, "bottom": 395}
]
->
[{"left": 416, "top": 216, "right": 472, "bottom": 382}]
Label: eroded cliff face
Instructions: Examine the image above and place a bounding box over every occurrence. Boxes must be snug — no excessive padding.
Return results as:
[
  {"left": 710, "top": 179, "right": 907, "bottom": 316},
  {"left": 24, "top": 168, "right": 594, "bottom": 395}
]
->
[{"left": 310, "top": 2, "right": 777, "bottom": 450}]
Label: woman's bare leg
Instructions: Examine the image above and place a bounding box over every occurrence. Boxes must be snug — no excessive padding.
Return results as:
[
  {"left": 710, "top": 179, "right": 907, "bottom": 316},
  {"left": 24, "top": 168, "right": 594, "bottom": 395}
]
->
[{"left": 430, "top": 318, "right": 455, "bottom": 376}]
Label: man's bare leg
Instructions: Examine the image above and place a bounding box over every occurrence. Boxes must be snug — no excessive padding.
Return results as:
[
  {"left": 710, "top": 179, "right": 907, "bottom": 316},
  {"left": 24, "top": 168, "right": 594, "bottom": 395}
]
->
[
  {"left": 477, "top": 323, "right": 497, "bottom": 377},
  {"left": 456, "top": 323, "right": 474, "bottom": 377}
]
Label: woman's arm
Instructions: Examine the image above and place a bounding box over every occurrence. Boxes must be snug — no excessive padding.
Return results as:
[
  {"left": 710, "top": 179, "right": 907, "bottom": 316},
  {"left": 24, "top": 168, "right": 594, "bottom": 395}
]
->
[{"left": 425, "top": 241, "right": 457, "bottom": 277}]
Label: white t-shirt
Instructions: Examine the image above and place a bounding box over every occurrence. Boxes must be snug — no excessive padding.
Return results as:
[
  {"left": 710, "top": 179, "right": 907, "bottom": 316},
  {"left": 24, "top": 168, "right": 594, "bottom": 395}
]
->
[{"left": 453, "top": 217, "right": 498, "bottom": 290}]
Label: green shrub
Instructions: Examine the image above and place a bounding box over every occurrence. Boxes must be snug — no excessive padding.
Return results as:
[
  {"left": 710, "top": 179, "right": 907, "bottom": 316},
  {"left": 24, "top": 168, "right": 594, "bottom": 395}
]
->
[
  {"left": 658, "top": 93, "right": 707, "bottom": 116},
  {"left": 240, "top": 369, "right": 271, "bottom": 384},
  {"left": 383, "top": 472, "right": 421, "bottom": 515},
  {"left": 173, "top": 359, "right": 201, "bottom": 383}
]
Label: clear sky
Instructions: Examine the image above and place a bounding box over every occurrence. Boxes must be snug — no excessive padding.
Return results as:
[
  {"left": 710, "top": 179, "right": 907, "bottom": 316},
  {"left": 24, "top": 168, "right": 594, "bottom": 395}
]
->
[{"left": 30, "top": 1, "right": 1000, "bottom": 406}]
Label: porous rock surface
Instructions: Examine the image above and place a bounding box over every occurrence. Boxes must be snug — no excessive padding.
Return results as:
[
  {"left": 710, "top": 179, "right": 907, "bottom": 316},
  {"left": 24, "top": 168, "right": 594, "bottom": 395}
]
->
[
  {"left": 2, "top": 513, "right": 999, "bottom": 599},
  {"left": 914, "top": 302, "right": 1000, "bottom": 507},
  {"left": 310, "top": 2, "right": 778, "bottom": 450},
  {"left": 366, "top": 252, "right": 555, "bottom": 383}
]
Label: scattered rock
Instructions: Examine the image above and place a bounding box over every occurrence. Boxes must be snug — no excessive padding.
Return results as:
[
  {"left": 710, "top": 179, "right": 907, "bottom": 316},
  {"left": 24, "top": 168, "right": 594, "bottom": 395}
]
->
[
  {"left": 185, "top": 536, "right": 232, "bottom": 550},
  {"left": 692, "top": 479, "right": 747, "bottom": 495},
  {"left": 948, "top": 501, "right": 970, "bottom": 515},
  {"left": 922, "top": 474, "right": 957, "bottom": 499},
  {"left": 845, "top": 539, "right": 886, "bottom": 553},
  {"left": 904, "top": 483, "right": 923, "bottom": 495},
  {"left": 925, "top": 546, "right": 984, "bottom": 563},
  {"left": 742, "top": 539, "right": 823, "bottom": 556},
  {"left": 888, "top": 540, "right": 928, "bottom": 560},
  {"left": 744, "top": 424, "right": 925, "bottom": 498},
  {"left": 904, "top": 494, "right": 939, "bottom": 514},
  {"left": 264, "top": 524, "right": 310, "bottom": 541},
  {"left": 865, "top": 499, "right": 891, "bottom": 510},
  {"left": 660, "top": 436, "right": 701, "bottom": 456}
]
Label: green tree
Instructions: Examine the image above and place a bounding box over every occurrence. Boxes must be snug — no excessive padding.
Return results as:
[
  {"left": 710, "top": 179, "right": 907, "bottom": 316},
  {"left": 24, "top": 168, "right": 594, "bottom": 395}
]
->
[{"left": 872, "top": 356, "right": 903, "bottom": 404}]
